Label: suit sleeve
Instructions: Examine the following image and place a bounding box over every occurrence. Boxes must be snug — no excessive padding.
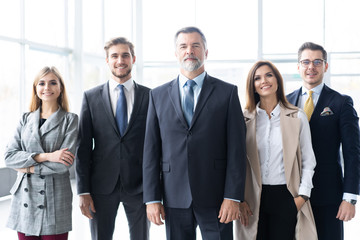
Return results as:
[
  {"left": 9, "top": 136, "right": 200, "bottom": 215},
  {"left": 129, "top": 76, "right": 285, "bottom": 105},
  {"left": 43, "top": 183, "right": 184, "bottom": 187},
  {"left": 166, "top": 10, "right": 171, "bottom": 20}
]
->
[
  {"left": 224, "top": 86, "right": 247, "bottom": 201},
  {"left": 340, "top": 96, "right": 360, "bottom": 195},
  {"left": 76, "top": 92, "right": 95, "bottom": 194},
  {"left": 142, "top": 90, "right": 163, "bottom": 203}
]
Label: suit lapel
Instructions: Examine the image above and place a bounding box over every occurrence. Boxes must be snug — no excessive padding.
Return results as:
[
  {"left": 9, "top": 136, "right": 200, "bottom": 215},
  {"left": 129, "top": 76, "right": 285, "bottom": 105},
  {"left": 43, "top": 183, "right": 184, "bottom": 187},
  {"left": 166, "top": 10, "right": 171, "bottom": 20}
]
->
[
  {"left": 168, "top": 78, "right": 189, "bottom": 128},
  {"left": 100, "top": 82, "right": 120, "bottom": 136},
  {"left": 125, "top": 82, "right": 144, "bottom": 134},
  {"left": 191, "top": 74, "right": 214, "bottom": 128},
  {"left": 280, "top": 106, "right": 301, "bottom": 188},
  {"left": 310, "top": 84, "right": 330, "bottom": 123},
  {"left": 244, "top": 111, "right": 262, "bottom": 188}
]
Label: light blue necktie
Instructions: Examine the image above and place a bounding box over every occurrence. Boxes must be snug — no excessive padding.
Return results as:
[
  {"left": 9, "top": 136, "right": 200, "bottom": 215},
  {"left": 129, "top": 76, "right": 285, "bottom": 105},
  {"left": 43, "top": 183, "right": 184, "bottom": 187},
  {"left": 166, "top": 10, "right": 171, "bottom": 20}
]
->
[
  {"left": 115, "top": 84, "right": 127, "bottom": 136},
  {"left": 183, "top": 80, "right": 196, "bottom": 126}
]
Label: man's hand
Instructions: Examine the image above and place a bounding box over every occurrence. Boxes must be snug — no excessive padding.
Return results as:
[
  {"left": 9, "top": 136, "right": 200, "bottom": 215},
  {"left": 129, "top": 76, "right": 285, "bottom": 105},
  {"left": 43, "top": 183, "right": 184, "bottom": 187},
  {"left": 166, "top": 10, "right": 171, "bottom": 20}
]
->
[
  {"left": 218, "top": 199, "right": 240, "bottom": 223},
  {"left": 336, "top": 200, "right": 356, "bottom": 221},
  {"left": 239, "top": 201, "right": 253, "bottom": 226},
  {"left": 79, "top": 194, "right": 96, "bottom": 219},
  {"left": 146, "top": 202, "right": 165, "bottom": 225}
]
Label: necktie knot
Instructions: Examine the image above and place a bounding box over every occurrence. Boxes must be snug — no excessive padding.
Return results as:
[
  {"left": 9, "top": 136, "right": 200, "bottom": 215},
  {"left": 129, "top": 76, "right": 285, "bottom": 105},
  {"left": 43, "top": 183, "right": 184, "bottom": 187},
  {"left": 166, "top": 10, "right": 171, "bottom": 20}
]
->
[
  {"left": 308, "top": 90, "right": 313, "bottom": 98},
  {"left": 186, "top": 79, "right": 196, "bottom": 89}
]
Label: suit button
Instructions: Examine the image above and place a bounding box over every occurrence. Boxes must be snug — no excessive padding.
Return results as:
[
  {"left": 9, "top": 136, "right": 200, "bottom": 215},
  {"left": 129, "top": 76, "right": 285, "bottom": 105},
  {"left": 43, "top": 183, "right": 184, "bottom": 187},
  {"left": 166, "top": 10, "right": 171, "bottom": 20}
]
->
[
  {"left": 38, "top": 205, "right": 44, "bottom": 209},
  {"left": 24, "top": 188, "right": 29, "bottom": 192},
  {"left": 39, "top": 190, "right": 45, "bottom": 195},
  {"left": 24, "top": 203, "right": 28, "bottom": 208},
  {"left": 187, "top": 131, "right": 192, "bottom": 136},
  {"left": 27, "top": 174, "right": 31, "bottom": 178},
  {"left": 39, "top": 175, "right": 45, "bottom": 179}
]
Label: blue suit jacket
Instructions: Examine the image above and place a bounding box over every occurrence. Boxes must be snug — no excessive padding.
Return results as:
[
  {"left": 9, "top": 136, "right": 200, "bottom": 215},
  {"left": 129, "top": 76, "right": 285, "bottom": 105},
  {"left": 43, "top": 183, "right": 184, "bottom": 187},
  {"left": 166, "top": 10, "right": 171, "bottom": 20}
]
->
[
  {"left": 287, "top": 85, "right": 360, "bottom": 205},
  {"left": 143, "top": 74, "right": 247, "bottom": 208}
]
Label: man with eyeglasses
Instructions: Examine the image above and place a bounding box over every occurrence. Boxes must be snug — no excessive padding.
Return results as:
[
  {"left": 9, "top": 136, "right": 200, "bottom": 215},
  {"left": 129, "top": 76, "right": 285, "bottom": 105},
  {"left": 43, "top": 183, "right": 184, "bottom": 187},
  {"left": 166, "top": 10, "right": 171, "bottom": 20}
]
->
[{"left": 287, "top": 42, "right": 360, "bottom": 240}]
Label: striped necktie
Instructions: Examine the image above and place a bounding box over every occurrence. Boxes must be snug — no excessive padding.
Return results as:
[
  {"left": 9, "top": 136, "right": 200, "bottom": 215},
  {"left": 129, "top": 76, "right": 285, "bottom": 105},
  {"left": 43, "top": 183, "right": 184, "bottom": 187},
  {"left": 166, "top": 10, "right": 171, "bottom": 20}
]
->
[{"left": 183, "top": 80, "right": 196, "bottom": 126}]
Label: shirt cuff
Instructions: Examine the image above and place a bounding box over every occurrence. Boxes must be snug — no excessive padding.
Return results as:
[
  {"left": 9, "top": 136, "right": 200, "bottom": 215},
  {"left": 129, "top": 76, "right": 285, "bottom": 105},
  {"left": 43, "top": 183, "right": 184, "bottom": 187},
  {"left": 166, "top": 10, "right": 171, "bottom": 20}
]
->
[
  {"left": 343, "top": 192, "right": 358, "bottom": 201},
  {"left": 298, "top": 186, "right": 312, "bottom": 198},
  {"left": 224, "top": 198, "right": 240, "bottom": 203},
  {"left": 146, "top": 201, "right": 161, "bottom": 205}
]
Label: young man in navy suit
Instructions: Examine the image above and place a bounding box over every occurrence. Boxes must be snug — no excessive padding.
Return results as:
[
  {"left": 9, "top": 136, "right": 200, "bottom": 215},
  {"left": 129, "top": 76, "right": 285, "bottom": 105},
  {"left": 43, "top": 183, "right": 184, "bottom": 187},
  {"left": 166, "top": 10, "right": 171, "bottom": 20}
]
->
[
  {"left": 76, "top": 37, "right": 150, "bottom": 240},
  {"left": 143, "top": 26, "right": 247, "bottom": 240},
  {"left": 287, "top": 42, "right": 360, "bottom": 240}
]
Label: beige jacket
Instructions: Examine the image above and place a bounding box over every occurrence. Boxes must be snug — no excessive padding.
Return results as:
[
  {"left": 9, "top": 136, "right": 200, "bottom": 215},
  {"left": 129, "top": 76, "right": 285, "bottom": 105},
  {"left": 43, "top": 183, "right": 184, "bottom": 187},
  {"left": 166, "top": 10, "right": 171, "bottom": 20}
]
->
[{"left": 234, "top": 105, "right": 317, "bottom": 240}]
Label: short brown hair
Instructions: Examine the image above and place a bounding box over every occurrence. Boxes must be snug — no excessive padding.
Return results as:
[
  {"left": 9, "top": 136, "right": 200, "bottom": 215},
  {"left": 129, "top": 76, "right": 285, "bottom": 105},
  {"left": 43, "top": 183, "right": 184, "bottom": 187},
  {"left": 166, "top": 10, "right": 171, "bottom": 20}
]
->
[
  {"left": 104, "top": 37, "right": 135, "bottom": 58},
  {"left": 245, "top": 60, "right": 293, "bottom": 112},
  {"left": 29, "top": 66, "right": 69, "bottom": 112}
]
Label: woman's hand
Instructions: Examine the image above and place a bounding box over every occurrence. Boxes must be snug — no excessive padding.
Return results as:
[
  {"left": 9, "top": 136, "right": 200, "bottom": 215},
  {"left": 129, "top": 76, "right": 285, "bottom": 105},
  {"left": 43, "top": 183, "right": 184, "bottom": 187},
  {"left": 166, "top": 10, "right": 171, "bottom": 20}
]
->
[
  {"left": 239, "top": 201, "right": 253, "bottom": 226},
  {"left": 34, "top": 148, "right": 75, "bottom": 166},
  {"left": 294, "top": 196, "right": 306, "bottom": 211}
]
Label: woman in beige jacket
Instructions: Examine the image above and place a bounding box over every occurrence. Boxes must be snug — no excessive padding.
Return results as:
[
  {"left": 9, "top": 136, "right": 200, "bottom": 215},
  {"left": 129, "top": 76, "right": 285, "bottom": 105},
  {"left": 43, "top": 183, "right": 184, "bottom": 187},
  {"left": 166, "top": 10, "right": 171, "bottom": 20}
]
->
[{"left": 235, "top": 60, "right": 317, "bottom": 240}]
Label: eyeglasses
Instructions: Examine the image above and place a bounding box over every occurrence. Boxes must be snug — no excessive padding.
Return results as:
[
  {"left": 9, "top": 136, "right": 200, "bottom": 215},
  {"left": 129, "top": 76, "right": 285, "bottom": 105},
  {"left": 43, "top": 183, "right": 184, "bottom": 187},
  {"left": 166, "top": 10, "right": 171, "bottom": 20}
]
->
[{"left": 299, "top": 59, "right": 326, "bottom": 68}]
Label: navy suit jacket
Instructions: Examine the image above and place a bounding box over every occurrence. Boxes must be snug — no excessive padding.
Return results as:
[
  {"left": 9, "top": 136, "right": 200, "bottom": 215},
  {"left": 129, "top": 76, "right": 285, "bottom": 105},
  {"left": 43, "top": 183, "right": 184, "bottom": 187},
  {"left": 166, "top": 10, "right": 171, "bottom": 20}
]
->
[
  {"left": 76, "top": 81, "right": 150, "bottom": 196},
  {"left": 143, "top": 74, "right": 247, "bottom": 209},
  {"left": 287, "top": 85, "right": 360, "bottom": 205}
]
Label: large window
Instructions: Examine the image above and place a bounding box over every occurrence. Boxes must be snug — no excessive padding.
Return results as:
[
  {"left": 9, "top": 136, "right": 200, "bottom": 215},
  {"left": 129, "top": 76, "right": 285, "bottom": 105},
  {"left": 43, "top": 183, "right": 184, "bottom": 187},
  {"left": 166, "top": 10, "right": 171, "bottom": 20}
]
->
[{"left": 0, "top": 0, "right": 359, "bottom": 183}]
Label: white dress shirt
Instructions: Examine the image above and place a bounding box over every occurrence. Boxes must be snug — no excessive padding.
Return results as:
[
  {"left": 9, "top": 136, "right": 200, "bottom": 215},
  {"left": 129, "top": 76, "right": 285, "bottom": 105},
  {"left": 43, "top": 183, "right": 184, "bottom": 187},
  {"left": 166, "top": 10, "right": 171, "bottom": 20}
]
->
[
  {"left": 256, "top": 103, "right": 316, "bottom": 197},
  {"left": 298, "top": 83, "right": 357, "bottom": 201},
  {"left": 108, "top": 77, "right": 135, "bottom": 121}
]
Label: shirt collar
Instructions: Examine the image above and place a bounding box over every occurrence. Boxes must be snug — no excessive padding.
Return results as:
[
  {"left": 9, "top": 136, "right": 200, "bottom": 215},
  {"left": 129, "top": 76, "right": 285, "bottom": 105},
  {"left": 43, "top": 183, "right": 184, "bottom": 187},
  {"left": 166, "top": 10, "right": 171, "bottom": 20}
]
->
[
  {"left": 109, "top": 77, "right": 134, "bottom": 92},
  {"left": 301, "top": 82, "right": 324, "bottom": 96},
  {"left": 256, "top": 102, "right": 281, "bottom": 117},
  {"left": 179, "top": 71, "right": 206, "bottom": 88}
]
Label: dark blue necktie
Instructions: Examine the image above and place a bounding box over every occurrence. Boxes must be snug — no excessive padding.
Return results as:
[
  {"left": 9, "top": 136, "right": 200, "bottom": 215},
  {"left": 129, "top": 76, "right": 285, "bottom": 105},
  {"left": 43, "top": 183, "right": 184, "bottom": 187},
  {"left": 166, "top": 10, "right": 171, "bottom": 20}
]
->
[
  {"left": 183, "top": 80, "right": 196, "bottom": 126},
  {"left": 115, "top": 84, "right": 127, "bottom": 136}
]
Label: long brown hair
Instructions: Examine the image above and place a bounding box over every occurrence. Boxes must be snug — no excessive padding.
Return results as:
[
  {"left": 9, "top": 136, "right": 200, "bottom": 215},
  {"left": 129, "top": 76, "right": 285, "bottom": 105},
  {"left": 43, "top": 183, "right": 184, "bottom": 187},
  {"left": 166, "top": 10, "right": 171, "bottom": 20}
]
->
[
  {"left": 245, "top": 60, "right": 293, "bottom": 112},
  {"left": 29, "top": 66, "right": 69, "bottom": 112}
]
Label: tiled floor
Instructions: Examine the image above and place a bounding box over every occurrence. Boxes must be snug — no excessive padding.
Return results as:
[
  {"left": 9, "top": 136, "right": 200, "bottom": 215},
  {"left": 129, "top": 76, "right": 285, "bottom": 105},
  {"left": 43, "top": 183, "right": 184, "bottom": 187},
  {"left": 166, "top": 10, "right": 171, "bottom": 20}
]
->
[{"left": 1, "top": 181, "right": 360, "bottom": 239}]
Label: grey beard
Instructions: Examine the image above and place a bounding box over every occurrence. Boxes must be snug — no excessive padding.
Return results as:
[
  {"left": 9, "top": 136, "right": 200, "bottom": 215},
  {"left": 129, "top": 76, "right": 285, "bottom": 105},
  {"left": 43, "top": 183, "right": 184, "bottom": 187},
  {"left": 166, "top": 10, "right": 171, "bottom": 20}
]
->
[{"left": 181, "top": 59, "right": 202, "bottom": 72}]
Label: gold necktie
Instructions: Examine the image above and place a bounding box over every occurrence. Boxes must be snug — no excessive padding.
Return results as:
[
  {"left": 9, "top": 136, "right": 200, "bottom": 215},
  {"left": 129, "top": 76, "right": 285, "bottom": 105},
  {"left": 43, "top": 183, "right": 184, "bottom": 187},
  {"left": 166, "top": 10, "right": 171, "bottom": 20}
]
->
[{"left": 304, "top": 90, "right": 314, "bottom": 121}]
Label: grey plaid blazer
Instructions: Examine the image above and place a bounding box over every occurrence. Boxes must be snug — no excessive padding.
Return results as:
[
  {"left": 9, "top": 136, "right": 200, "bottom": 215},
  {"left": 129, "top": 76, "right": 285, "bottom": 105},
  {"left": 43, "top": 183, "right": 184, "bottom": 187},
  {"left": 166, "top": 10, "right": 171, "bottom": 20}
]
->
[{"left": 4, "top": 107, "right": 78, "bottom": 236}]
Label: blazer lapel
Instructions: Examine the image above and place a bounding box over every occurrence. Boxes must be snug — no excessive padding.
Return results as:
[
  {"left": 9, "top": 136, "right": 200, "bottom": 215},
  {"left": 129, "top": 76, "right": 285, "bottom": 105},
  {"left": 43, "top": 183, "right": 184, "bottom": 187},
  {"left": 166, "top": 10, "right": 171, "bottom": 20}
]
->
[
  {"left": 280, "top": 106, "right": 301, "bottom": 188},
  {"left": 29, "top": 108, "right": 43, "bottom": 149},
  {"left": 168, "top": 78, "right": 189, "bottom": 128},
  {"left": 191, "top": 74, "right": 214, "bottom": 128},
  {"left": 244, "top": 111, "right": 262, "bottom": 188},
  {"left": 100, "top": 82, "right": 120, "bottom": 136},
  {"left": 39, "top": 108, "right": 66, "bottom": 136}
]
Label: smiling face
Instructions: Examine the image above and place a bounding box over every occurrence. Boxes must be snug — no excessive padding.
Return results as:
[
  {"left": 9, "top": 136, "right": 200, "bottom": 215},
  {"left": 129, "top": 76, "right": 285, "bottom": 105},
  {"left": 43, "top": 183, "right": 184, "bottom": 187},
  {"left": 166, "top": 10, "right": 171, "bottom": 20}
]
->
[
  {"left": 254, "top": 64, "right": 278, "bottom": 101},
  {"left": 106, "top": 43, "right": 136, "bottom": 83},
  {"left": 36, "top": 72, "right": 62, "bottom": 104},
  {"left": 298, "top": 49, "right": 328, "bottom": 90},
  {"left": 175, "top": 32, "right": 208, "bottom": 78}
]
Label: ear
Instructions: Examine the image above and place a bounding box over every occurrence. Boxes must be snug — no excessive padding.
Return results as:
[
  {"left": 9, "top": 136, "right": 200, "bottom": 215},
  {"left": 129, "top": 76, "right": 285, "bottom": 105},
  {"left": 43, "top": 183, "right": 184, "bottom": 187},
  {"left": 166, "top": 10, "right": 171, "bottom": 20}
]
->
[
  {"left": 106, "top": 57, "right": 109, "bottom": 64},
  {"left": 132, "top": 55, "right": 136, "bottom": 64},
  {"left": 205, "top": 49, "right": 208, "bottom": 59},
  {"left": 324, "top": 62, "right": 329, "bottom": 72},
  {"left": 297, "top": 63, "right": 300, "bottom": 72}
]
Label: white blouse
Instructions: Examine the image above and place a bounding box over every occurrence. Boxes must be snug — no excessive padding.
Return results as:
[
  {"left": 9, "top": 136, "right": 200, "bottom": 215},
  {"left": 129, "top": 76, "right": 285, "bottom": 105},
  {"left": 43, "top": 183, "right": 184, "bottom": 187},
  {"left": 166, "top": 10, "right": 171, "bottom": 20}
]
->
[{"left": 256, "top": 103, "right": 316, "bottom": 197}]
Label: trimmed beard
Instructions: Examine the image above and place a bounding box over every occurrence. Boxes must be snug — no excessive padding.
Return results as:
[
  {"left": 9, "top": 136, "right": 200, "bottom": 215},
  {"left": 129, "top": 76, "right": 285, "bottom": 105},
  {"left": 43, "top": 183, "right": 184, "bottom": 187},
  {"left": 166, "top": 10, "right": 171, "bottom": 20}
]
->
[
  {"left": 112, "top": 68, "right": 132, "bottom": 79},
  {"left": 181, "top": 56, "right": 203, "bottom": 72}
]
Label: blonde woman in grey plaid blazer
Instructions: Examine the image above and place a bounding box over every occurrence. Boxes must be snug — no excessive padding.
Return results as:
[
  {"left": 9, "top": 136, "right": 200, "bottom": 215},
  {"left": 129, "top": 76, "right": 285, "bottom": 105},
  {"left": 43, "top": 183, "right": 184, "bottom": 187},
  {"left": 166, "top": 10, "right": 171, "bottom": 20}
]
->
[{"left": 4, "top": 66, "right": 78, "bottom": 240}]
